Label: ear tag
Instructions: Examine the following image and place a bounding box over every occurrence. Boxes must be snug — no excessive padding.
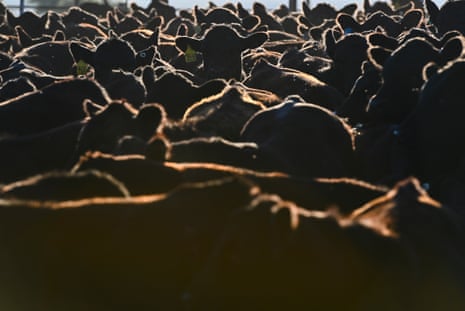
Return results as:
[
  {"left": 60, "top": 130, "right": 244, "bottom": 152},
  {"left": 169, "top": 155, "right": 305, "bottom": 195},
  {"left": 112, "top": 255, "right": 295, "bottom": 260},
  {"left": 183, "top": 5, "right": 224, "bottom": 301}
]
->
[
  {"left": 185, "top": 44, "right": 197, "bottom": 63},
  {"left": 76, "top": 59, "right": 90, "bottom": 75}
]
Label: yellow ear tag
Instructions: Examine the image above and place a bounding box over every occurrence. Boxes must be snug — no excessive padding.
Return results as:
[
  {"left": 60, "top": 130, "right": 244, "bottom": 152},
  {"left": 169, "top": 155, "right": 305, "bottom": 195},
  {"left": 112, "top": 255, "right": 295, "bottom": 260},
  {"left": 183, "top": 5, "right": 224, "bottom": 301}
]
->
[
  {"left": 76, "top": 59, "right": 89, "bottom": 76},
  {"left": 185, "top": 45, "right": 197, "bottom": 63}
]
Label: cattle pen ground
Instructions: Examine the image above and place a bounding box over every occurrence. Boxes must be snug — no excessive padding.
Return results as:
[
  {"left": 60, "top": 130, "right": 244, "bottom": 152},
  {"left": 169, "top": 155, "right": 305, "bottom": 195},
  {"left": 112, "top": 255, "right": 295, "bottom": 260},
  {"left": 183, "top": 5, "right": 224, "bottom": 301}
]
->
[{"left": 0, "top": 0, "right": 464, "bottom": 310}]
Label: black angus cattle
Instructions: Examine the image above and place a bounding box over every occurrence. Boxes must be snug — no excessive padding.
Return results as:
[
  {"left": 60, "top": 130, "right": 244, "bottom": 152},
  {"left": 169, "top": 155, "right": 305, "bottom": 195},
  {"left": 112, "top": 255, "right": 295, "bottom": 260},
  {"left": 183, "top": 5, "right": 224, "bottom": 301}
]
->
[
  {"left": 336, "top": 60, "right": 382, "bottom": 125},
  {"left": 0, "top": 76, "right": 36, "bottom": 101},
  {"left": 336, "top": 8, "right": 424, "bottom": 37},
  {"left": 0, "top": 77, "right": 110, "bottom": 136},
  {"left": 1, "top": 2, "right": 465, "bottom": 310},
  {"left": 175, "top": 23, "right": 268, "bottom": 80},
  {"left": 0, "top": 172, "right": 255, "bottom": 311},
  {"left": 69, "top": 35, "right": 137, "bottom": 77},
  {"left": 240, "top": 96, "right": 355, "bottom": 178},
  {"left": 142, "top": 65, "right": 227, "bottom": 120},
  {"left": 277, "top": 30, "right": 368, "bottom": 97},
  {"left": 244, "top": 58, "right": 345, "bottom": 110},
  {"left": 367, "top": 35, "right": 463, "bottom": 124},
  {"left": 321, "top": 31, "right": 370, "bottom": 95},
  {"left": 396, "top": 60, "right": 465, "bottom": 201},
  {"left": 179, "top": 83, "right": 266, "bottom": 140},
  {"left": 15, "top": 40, "right": 76, "bottom": 76},
  {"left": 185, "top": 177, "right": 465, "bottom": 311},
  {"left": 425, "top": 0, "right": 465, "bottom": 36},
  {"left": 0, "top": 100, "right": 160, "bottom": 183},
  {"left": 70, "top": 37, "right": 147, "bottom": 107}
]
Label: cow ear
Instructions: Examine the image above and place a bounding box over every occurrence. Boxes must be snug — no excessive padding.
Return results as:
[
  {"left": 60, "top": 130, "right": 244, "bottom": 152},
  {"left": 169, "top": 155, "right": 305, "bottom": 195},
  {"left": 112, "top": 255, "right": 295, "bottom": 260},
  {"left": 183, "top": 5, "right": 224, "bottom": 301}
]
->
[
  {"left": 5, "top": 9, "right": 16, "bottom": 27},
  {"left": 439, "top": 37, "right": 463, "bottom": 65},
  {"left": 241, "top": 15, "right": 260, "bottom": 31},
  {"left": 83, "top": 99, "right": 104, "bottom": 118},
  {"left": 424, "top": 0, "right": 439, "bottom": 27},
  {"left": 360, "top": 60, "right": 378, "bottom": 75},
  {"left": 150, "top": 26, "right": 159, "bottom": 44},
  {"left": 336, "top": 13, "right": 359, "bottom": 34},
  {"left": 69, "top": 41, "right": 95, "bottom": 66},
  {"left": 302, "top": 0, "right": 312, "bottom": 20},
  {"left": 52, "top": 29, "right": 66, "bottom": 41},
  {"left": 15, "top": 25, "right": 32, "bottom": 47},
  {"left": 108, "top": 29, "right": 119, "bottom": 39},
  {"left": 440, "top": 30, "right": 461, "bottom": 45},
  {"left": 175, "top": 36, "right": 202, "bottom": 53},
  {"left": 324, "top": 28, "right": 336, "bottom": 59},
  {"left": 145, "top": 15, "right": 163, "bottom": 30},
  {"left": 193, "top": 5, "right": 206, "bottom": 24},
  {"left": 401, "top": 9, "right": 423, "bottom": 30},
  {"left": 142, "top": 65, "right": 155, "bottom": 87},
  {"left": 242, "top": 31, "right": 268, "bottom": 51},
  {"left": 368, "top": 32, "right": 398, "bottom": 50},
  {"left": 106, "top": 11, "right": 118, "bottom": 30},
  {"left": 422, "top": 61, "right": 439, "bottom": 81},
  {"left": 368, "top": 46, "right": 391, "bottom": 70}
]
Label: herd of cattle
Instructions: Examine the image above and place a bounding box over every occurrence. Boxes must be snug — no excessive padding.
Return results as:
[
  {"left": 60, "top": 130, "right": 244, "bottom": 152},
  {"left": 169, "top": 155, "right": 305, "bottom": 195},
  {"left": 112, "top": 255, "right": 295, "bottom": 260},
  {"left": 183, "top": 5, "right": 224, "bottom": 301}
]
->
[{"left": 0, "top": 0, "right": 465, "bottom": 309}]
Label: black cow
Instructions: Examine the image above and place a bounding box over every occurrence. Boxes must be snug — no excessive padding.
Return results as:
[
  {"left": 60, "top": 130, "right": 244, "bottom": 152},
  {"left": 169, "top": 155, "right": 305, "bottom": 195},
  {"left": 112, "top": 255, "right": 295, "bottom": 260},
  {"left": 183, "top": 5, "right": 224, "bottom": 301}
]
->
[
  {"left": 240, "top": 96, "right": 355, "bottom": 178},
  {"left": 244, "top": 58, "right": 345, "bottom": 111},
  {"left": 0, "top": 78, "right": 110, "bottom": 136},
  {"left": 175, "top": 24, "right": 268, "bottom": 80},
  {"left": 367, "top": 35, "right": 462, "bottom": 124},
  {"left": 180, "top": 83, "right": 266, "bottom": 140}
]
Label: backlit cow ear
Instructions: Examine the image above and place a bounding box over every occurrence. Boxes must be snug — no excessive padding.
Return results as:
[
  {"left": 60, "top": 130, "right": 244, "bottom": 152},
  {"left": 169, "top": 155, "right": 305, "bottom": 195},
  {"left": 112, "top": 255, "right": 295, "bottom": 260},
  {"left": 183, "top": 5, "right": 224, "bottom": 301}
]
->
[
  {"left": 150, "top": 27, "right": 159, "bottom": 45},
  {"left": 439, "top": 37, "right": 463, "bottom": 65},
  {"left": 15, "top": 25, "right": 32, "bottom": 48},
  {"left": 368, "top": 32, "right": 398, "bottom": 51},
  {"left": 175, "top": 36, "right": 202, "bottom": 53},
  {"left": 194, "top": 5, "right": 206, "bottom": 24},
  {"left": 361, "top": 60, "right": 376, "bottom": 74},
  {"left": 69, "top": 41, "right": 95, "bottom": 66},
  {"left": 324, "top": 28, "right": 336, "bottom": 59},
  {"left": 108, "top": 29, "right": 119, "bottom": 39},
  {"left": 4, "top": 9, "right": 16, "bottom": 27},
  {"left": 241, "top": 31, "right": 268, "bottom": 51},
  {"left": 440, "top": 30, "right": 461, "bottom": 45},
  {"left": 424, "top": 0, "right": 439, "bottom": 27},
  {"left": 336, "top": 13, "right": 359, "bottom": 34},
  {"left": 145, "top": 15, "right": 163, "bottom": 30},
  {"left": 52, "top": 29, "right": 65, "bottom": 41},
  {"left": 107, "top": 11, "right": 118, "bottom": 30},
  {"left": 368, "top": 46, "right": 392, "bottom": 70},
  {"left": 142, "top": 65, "right": 155, "bottom": 87},
  {"left": 83, "top": 99, "right": 104, "bottom": 118},
  {"left": 242, "top": 15, "right": 260, "bottom": 31},
  {"left": 422, "top": 62, "right": 439, "bottom": 81},
  {"left": 401, "top": 9, "right": 424, "bottom": 30}
]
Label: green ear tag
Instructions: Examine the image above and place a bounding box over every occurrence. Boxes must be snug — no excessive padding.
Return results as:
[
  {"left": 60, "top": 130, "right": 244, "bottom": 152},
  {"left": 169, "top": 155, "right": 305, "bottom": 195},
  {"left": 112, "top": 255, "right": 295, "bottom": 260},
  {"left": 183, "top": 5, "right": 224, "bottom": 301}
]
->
[
  {"left": 76, "top": 59, "right": 89, "bottom": 76},
  {"left": 185, "top": 45, "right": 197, "bottom": 63}
]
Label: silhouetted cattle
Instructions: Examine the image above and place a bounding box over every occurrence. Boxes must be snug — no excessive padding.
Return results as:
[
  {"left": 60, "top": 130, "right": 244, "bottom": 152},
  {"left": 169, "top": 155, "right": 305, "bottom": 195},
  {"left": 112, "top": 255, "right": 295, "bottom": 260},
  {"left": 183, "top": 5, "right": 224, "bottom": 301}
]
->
[
  {"left": 240, "top": 96, "right": 355, "bottom": 178},
  {"left": 244, "top": 58, "right": 344, "bottom": 110},
  {"left": 367, "top": 35, "right": 462, "bottom": 124},
  {"left": 175, "top": 24, "right": 268, "bottom": 80},
  {"left": 0, "top": 1, "right": 464, "bottom": 310},
  {"left": 425, "top": 0, "right": 465, "bottom": 36},
  {"left": 0, "top": 78, "right": 110, "bottom": 135}
]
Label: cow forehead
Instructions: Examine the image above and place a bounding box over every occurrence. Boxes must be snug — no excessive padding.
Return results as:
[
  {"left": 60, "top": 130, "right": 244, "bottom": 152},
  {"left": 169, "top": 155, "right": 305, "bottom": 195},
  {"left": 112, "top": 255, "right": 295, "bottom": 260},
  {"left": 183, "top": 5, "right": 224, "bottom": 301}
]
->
[{"left": 203, "top": 26, "right": 241, "bottom": 43}]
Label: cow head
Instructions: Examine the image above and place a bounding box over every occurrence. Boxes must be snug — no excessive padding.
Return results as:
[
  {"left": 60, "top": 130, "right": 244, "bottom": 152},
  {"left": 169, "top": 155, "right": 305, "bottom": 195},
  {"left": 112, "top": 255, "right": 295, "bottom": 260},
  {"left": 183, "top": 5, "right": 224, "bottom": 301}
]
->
[{"left": 175, "top": 24, "right": 268, "bottom": 80}]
